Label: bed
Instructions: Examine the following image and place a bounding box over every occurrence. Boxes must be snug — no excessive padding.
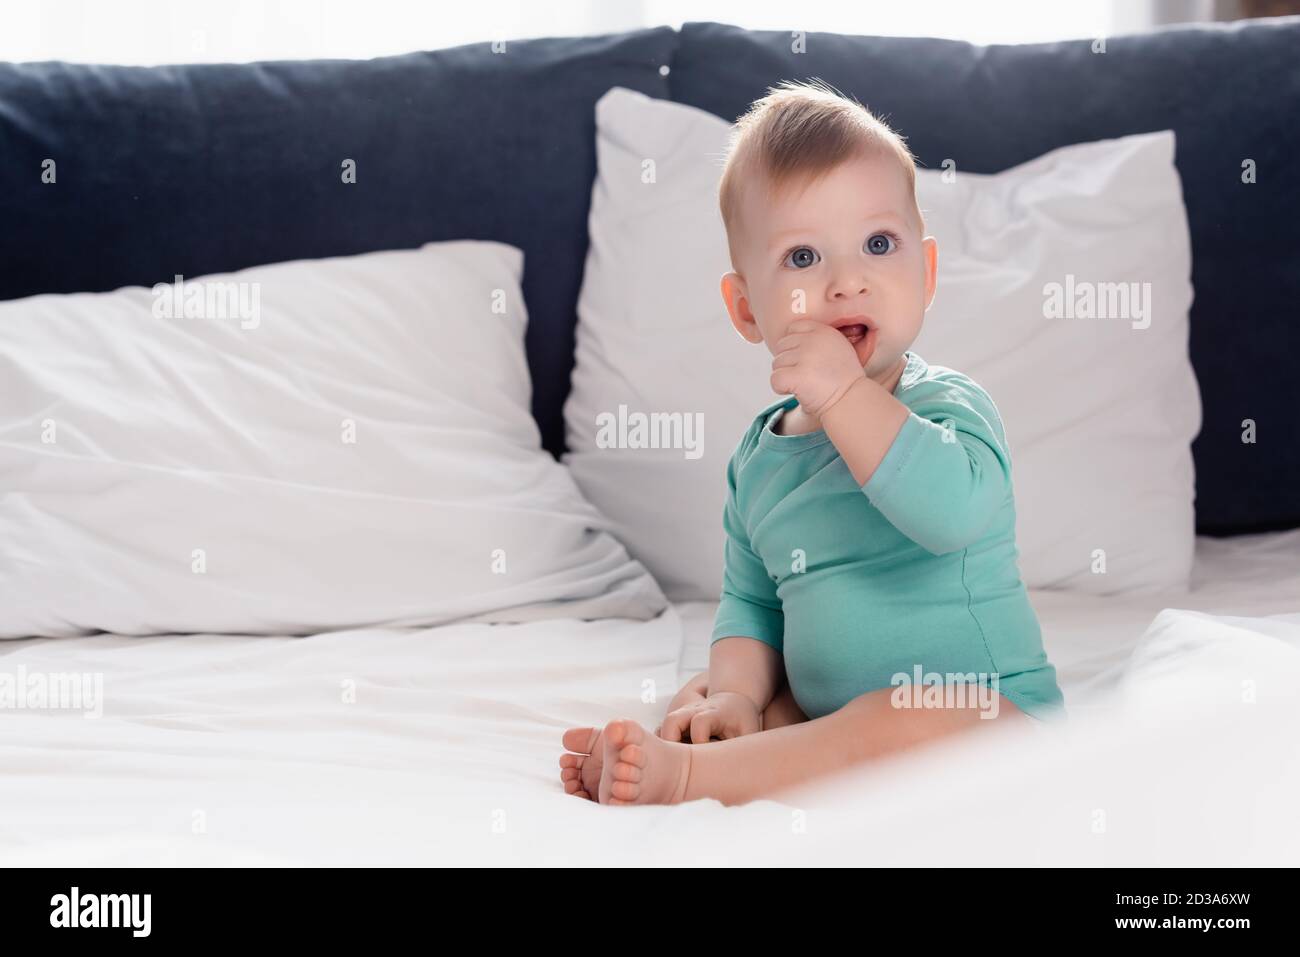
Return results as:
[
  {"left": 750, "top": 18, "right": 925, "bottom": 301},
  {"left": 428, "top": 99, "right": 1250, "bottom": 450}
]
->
[
  {"left": 3, "top": 18, "right": 1299, "bottom": 869},
  {"left": 4, "top": 528, "right": 1297, "bottom": 867}
]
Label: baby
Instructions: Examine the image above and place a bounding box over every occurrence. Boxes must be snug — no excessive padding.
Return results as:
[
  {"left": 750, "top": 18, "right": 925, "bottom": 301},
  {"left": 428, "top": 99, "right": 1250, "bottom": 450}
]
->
[{"left": 560, "top": 78, "right": 1064, "bottom": 806}]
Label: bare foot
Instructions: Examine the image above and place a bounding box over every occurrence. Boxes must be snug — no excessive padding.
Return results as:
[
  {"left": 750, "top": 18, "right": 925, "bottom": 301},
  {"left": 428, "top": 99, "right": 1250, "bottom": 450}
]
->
[
  {"left": 559, "top": 678, "right": 709, "bottom": 800},
  {"left": 598, "top": 718, "right": 692, "bottom": 806},
  {"left": 559, "top": 726, "right": 604, "bottom": 800}
]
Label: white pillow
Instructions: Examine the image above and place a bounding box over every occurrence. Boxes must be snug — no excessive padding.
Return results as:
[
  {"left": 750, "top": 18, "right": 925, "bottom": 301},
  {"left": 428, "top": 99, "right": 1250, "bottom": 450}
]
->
[
  {"left": 563, "top": 86, "right": 1199, "bottom": 598},
  {"left": 0, "top": 241, "right": 666, "bottom": 638}
]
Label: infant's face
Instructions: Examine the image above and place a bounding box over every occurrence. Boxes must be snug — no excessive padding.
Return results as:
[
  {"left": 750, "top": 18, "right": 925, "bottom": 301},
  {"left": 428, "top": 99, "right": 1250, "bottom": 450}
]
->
[{"left": 721, "top": 152, "right": 937, "bottom": 387}]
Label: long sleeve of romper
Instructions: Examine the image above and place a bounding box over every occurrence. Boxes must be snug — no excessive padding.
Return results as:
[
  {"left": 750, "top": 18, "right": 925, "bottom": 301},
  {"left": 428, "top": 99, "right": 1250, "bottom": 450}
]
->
[
  {"left": 710, "top": 440, "right": 784, "bottom": 653},
  {"left": 860, "top": 376, "right": 1014, "bottom": 557}
]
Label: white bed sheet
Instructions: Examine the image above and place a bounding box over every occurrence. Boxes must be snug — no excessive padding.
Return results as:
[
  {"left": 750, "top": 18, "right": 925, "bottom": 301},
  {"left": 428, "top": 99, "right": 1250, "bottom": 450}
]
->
[{"left": 1, "top": 530, "right": 1298, "bottom": 866}]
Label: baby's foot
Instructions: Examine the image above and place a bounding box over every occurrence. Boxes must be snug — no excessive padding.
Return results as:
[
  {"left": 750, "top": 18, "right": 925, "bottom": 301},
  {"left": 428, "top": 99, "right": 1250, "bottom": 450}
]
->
[
  {"left": 559, "top": 703, "right": 697, "bottom": 800},
  {"left": 559, "top": 726, "right": 604, "bottom": 800},
  {"left": 598, "top": 718, "right": 692, "bottom": 806}
]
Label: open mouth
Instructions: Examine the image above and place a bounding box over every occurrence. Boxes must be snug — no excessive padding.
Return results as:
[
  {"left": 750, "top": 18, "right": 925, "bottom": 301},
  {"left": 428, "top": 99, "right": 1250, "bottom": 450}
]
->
[{"left": 838, "top": 323, "right": 869, "bottom": 344}]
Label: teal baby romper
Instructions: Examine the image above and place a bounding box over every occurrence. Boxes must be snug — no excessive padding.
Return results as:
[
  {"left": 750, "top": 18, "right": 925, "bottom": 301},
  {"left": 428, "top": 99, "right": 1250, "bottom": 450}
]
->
[{"left": 710, "top": 351, "right": 1065, "bottom": 723}]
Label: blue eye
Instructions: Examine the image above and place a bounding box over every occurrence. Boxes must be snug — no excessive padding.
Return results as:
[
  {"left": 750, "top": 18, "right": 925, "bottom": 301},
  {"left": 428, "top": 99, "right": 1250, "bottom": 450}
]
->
[
  {"left": 783, "top": 246, "right": 819, "bottom": 269},
  {"left": 865, "top": 232, "right": 898, "bottom": 255}
]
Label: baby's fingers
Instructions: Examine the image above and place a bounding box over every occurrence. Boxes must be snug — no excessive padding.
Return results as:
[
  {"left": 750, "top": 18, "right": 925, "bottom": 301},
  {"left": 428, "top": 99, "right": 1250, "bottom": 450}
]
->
[
  {"left": 688, "top": 708, "right": 724, "bottom": 744},
  {"left": 657, "top": 706, "right": 694, "bottom": 742},
  {"left": 770, "top": 368, "right": 797, "bottom": 397}
]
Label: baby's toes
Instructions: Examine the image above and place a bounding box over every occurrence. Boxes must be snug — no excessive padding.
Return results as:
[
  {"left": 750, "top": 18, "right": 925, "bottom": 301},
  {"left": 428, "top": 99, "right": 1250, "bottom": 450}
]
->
[
  {"left": 561, "top": 726, "right": 600, "bottom": 754},
  {"left": 609, "top": 778, "right": 642, "bottom": 802},
  {"left": 559, "top": 756, "right": 593, "bottom": 799},
  {"left": 560, "top": 727, "right": 606, "bottom": 799},
  {"left": 612, "top": 758, "right": 642, "bottom": 784},
  {"left": 615, "top": 742, "right": 646, "bottom": 773}
]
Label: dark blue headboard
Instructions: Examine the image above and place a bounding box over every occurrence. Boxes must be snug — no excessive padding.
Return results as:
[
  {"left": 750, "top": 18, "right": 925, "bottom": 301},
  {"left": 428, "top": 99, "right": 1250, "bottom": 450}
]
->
[{"left": 2, "top": 18, "right": 1297, "bottom": 535}]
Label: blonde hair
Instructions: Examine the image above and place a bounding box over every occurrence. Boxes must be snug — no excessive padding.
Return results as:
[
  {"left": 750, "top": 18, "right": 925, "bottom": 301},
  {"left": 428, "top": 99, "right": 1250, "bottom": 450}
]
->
[{"left": 717, "top": 78, "right": 923, "bottom": 267}]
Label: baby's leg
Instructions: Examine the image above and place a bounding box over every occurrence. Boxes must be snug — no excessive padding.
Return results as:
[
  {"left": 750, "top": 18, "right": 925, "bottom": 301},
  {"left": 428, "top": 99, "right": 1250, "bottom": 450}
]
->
[
  {"left": 596, "top": 687, "right": 1029, "bottom": 806},
  {"left": 687, "top": 688, "right": 1030, "bottom": 804}
]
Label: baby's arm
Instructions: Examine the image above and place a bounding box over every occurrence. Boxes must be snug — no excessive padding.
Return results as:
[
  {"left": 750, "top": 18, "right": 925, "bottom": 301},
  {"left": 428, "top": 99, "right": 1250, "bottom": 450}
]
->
[
  {"left": 697, "top": 433, "right": 787, "bottom": 726},
  {"left": 659, "top": 637, "right": 777, "bottom": 742},
  {"left": 822, "top": 375, "right": 1011, "bottom": 555},
  {"left": 819, "top": 374, "right": 911, "bottom": 487},
  {"left": 709, "top": 635, "right": 782, "bottom": 712},
  {"left": 768, "top": 321, "right": 1009, "bottom": 555}
]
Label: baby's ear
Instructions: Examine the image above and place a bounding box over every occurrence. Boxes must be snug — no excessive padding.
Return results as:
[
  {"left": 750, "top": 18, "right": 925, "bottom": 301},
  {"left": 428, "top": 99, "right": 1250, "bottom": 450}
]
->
[
  {"left": 921, "top": 236, "right": 939, "bottom": 312},
  {"left": 720, "top": 272, "right": 764, "bottom": 344}
]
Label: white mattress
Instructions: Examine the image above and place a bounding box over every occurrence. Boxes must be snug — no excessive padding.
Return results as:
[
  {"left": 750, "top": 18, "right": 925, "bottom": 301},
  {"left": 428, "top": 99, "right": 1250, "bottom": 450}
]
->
[{"left": 3, "top": 530, "right": 1299, "bottom": 866}]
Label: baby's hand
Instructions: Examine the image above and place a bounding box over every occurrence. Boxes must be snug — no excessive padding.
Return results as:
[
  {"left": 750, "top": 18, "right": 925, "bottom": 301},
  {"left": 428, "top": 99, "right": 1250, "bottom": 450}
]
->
[
  {"left": 658, "top": 690, "right": 762, "bottom": 743},
  {"left": 769, "top": 319, "right": 868, "bottom": 418}
]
